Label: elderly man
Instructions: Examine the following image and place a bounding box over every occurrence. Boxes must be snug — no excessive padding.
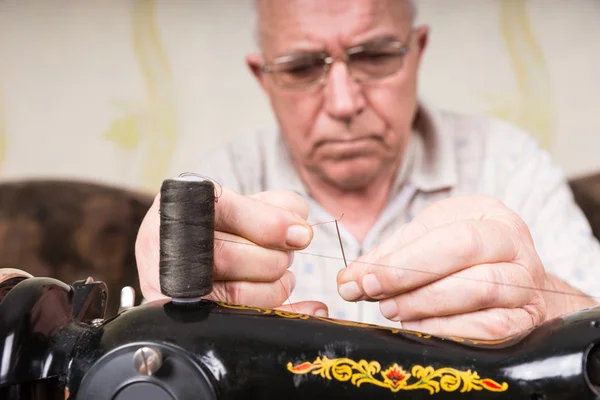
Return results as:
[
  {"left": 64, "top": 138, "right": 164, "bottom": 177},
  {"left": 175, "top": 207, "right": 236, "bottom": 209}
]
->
[{"left": 137, "top": 0, "right": 600, "bottom": 340}]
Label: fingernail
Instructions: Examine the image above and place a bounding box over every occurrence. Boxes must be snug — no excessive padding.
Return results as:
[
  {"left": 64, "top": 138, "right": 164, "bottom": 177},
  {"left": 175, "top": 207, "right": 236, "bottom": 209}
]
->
[
  {"left": 379, "top": 298, "right": 400, "bottom": 321},
  {"left": 314, "top": 309, "right": 328, "bottom": 317},
  {"left": 362, "top": 274, "right": 382, "bottom": 297},
  {"left": 286, "top": 225, "right": 311, "bottom": 248},
  {"left": 339, "top": 281, "right": 363, "bottom": 300}
]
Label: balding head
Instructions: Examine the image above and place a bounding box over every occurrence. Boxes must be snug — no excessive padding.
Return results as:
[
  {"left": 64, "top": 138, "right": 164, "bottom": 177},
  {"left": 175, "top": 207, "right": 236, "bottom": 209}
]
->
[{"left": 252, "top": 0, "right": 418, "bottom": 49}]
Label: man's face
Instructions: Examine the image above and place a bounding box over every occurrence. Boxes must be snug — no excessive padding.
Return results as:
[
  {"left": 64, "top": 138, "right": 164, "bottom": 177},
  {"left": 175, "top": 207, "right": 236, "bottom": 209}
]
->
[{"left": 248, "top": 0, "right": 428, "bottom": 191}]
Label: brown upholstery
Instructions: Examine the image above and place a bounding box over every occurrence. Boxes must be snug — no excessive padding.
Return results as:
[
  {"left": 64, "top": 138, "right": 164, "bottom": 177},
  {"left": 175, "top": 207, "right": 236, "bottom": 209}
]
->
[
  {"left": 0, "top": 179, "right": 153, "bottom": 317},
  {"left": 569, "top": 172, "right": 600, "bottom": 242}
]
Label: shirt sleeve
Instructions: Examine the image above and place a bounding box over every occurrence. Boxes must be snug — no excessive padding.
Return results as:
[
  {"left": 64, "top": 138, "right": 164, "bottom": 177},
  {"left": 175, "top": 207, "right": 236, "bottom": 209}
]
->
[{"left": 487, "top": 121, "right": 600, "bottom": 300}]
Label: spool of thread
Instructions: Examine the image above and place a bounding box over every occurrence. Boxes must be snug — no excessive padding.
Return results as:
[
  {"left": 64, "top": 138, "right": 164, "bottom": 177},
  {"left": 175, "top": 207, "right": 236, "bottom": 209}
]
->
[{"left": 159, "top": 175, "right": 215, "bottom": 302}]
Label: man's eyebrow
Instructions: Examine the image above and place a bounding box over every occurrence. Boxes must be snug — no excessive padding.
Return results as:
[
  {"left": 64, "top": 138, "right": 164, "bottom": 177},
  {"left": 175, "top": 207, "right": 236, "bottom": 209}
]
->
[
  {"left": 270, "top": 48, "right": 326, "bottom": 62},
  {"left": 351, "top": 34, "right": 403, "bottom": 48}
]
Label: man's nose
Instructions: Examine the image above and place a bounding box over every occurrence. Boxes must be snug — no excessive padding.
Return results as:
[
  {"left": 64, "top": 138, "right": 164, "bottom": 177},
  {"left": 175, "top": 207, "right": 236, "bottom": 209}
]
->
[{"left": 324, "top": 62, "right": 365, "bottom": 122}]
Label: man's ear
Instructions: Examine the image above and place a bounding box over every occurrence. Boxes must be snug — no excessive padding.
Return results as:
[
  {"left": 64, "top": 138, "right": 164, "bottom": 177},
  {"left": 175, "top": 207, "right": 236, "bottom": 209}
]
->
[
  {"left": 246, "top": 53, "right": 269, "bottom": 93},
  {"left": 413, "top": 25, "right": 430, "bottom": 64}
]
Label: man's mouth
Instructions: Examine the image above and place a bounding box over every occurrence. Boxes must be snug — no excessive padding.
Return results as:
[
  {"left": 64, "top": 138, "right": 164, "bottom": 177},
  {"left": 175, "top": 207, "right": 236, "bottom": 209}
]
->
[{"left": 314, "top": 136, "right": 383, "bottom": 160}]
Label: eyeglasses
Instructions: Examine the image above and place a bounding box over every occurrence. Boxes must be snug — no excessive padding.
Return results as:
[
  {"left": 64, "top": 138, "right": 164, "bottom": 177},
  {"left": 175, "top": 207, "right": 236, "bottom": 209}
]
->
[{"left": 261, "top": 40, "right": 410, "bottom": 90}]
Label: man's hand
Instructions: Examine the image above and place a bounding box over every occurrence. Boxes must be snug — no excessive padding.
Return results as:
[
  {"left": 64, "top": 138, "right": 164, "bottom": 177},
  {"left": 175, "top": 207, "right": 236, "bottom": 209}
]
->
[
  {"left": 136, "top": 188, "right": 328, "bottom": 317},
  {"left": 0, "top": 268, "right": 32, "bottom": 282},
  {"left": 337, "top": 195, "right": 596, "bottom": 340}
]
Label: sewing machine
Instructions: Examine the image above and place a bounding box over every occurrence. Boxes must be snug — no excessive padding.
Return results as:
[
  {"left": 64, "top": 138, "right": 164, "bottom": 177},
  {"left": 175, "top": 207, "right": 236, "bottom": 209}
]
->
[
  {"left": 1, "top": 264, "right": 600, "bottom": 399},
  {"left": 2, "top": 177, "right": 600, "bottom": 399}
]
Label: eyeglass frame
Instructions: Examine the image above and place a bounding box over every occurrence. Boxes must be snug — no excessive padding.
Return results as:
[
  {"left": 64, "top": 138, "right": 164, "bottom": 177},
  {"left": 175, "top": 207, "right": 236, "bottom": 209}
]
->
[{"left": 260, "top": 38, "right": 411, "bottom": 90}]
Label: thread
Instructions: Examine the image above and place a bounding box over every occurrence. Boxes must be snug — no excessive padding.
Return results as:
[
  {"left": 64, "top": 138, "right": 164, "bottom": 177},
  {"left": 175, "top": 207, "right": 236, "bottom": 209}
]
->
[
  {"left": 213, "top": 236, "right": 600, "bottom": 301},
  {"left": 159, "top": 177, "right": 216, "bottom": 301}
]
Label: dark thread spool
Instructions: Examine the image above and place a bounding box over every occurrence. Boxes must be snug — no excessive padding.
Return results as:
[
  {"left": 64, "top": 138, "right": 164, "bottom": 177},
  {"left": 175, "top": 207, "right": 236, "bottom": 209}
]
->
[{"left": 159, "top": 178, "right": 215, "bottom": 300}]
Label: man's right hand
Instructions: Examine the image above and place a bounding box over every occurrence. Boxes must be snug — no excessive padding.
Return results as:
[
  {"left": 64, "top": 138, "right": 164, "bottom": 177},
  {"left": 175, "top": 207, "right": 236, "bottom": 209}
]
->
[{"left": 135, "top": 187, "right": 328, "bottom": 317}]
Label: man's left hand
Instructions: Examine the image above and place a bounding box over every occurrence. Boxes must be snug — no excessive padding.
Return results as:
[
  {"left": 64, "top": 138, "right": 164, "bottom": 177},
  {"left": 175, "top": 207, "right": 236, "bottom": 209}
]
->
[{"left": 337, "top": 195, "right": 594, "bottom": 340}]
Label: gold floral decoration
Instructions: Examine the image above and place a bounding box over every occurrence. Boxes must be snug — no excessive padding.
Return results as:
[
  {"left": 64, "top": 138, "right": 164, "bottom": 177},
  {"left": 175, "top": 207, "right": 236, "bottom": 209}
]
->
[{"left": 287, "top": 357, "right": 509, "bottom": 394}]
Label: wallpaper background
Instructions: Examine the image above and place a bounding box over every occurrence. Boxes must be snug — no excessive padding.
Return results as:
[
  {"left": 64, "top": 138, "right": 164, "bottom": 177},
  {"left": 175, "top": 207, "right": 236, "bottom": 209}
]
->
[{"left": 0, "top": 0, "right": 598, "bottom": 194}]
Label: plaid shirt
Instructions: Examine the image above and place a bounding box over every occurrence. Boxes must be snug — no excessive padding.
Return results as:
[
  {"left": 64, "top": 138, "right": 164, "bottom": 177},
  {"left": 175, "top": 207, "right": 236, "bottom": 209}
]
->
[{"left": 195, "top": 99, "right": 600, "bottom": 327}]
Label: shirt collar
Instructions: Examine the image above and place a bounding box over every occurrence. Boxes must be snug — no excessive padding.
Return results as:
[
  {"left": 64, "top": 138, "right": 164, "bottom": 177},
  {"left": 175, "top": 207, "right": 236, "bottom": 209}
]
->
[
  {"left": 264, "top": 99, "right": 457, "bottom": 197},
  {"left": 408, "top": 99, "right": 458, "bottom": 193}
]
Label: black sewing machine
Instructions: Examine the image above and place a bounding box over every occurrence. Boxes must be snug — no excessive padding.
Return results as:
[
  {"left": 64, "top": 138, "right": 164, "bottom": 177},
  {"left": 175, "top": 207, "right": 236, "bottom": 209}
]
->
[
  {"left": 2, "top": 274, "right": 600, "bottom": 399},
  {"left": 1, "top": 178, "right": 600, "bottom": 399}
]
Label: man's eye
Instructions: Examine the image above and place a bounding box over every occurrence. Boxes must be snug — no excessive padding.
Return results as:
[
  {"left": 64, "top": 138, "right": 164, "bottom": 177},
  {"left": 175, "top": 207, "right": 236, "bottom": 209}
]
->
[
  {"left": 282, "top": 62, "right": 320, "bottom": 76},
  {"left": 352, "top": 52, "right": 397, "bottom": 64}
]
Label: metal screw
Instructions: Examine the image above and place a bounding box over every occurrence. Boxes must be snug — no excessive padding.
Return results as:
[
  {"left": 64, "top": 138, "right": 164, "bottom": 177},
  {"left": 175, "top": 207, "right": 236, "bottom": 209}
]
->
[{"left": 133, "top": 346, "right": 163, "bottom": 376}]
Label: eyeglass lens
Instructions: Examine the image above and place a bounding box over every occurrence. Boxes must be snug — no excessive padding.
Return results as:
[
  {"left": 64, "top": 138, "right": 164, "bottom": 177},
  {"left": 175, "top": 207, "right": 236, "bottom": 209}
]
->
[{"left": 268, "top": 43, "right": 407, "bottom": 88}]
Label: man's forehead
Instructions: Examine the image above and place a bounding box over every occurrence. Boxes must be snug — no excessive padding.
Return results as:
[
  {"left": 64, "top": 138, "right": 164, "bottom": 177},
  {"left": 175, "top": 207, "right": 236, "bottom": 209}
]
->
[{"left": 255, "top": 0, "right": 414, "bottom": 52}]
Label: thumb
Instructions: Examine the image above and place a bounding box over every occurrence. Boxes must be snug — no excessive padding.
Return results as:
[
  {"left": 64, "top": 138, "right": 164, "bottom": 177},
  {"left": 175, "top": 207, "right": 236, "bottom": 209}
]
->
[{"left": 0, "top": 268, "right": 33, "bottom": 282}]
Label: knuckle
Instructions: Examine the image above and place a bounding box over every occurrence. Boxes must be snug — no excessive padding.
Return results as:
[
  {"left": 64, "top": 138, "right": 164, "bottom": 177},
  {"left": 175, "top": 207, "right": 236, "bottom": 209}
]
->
[
  {"left": 456, "top": 222, "right": 484, "bottom": 262},
  {"left": 256, "top": 225, "right": 271, "bottom": 247},
  {"left": 506, "top": 211, "right": 531, "bottom": 238},
  {"left": 524, "top": 296, "right": 547, "bottom": 326},
  {"left": 227, "top": 281, "right": 245, "bottom": 304},
  {"left": 215, "top": 200, "right": 233, "bottom": 230},
  {"left": 213, "top": 234, "right": 228, "bottom": 258},
  {"left": 397, "top": 292, "right": 418, "bottom": 320},
  {"left": 483, "top": 310, "right": 513, "bottom": 339},
  {"left": 389, "top": 266, "right": 406, "bottom": 290},
  {"left": 480, "top": 266, "right": 502, "bottom": 307},
  {"left": 207, "top": 282, "right": 228, "bottom": 303},
  {"left": 212, "top": 236, "right": 232, "bottom": 276},
  {"left": 424, "top": 280, "right": 445, "bottom": 299},
  {"left": 269, "top": 250, "right": 291, "bottom": 280},
  {"left": 401, "top": 220, "right": 430, "bottom": 244}
]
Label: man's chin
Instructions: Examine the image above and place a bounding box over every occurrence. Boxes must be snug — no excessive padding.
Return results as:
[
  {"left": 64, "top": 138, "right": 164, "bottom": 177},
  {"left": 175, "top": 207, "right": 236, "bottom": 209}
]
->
[{"left": 317, "top": 162, "right": 383, "bottom": 191}]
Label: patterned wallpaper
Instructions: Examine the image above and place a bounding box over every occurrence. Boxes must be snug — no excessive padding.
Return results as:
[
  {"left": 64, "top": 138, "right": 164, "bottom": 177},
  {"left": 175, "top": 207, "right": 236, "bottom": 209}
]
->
[
  {"left": 487, "top": 0, "right": 555, "bottom": 149},
  {"left": 0, "top": 0, "right": 598, "bottom": 193},
  {"left": 103, "top": 0, "right": 177, "bottom": 191}
]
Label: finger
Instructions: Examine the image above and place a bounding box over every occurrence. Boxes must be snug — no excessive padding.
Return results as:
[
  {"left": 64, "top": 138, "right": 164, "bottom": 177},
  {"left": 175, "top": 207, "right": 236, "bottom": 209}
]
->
[
  {"left": 250, "top": 190, "right": 309, "bottom": 220},
  {"left": 275, "top": 301, "right": 329, "bottom": 317},
  {"left": 402, "top": 306, "right": 544, "bottom": 341},
  {"left": 136, "top": 194, "right": 163, "bottom": 302},
  {"left": 216, "top": 187, "right": 313, "bottom": 250},
  {"left": 0, "top": 268, "right": 33, "bottom": 283},
  {"left": 373, "top": 195, "right": 531, "bottom": 259},
  {"left": 378, "top": 263, "right": 537, "bottom": 322},
  {"left": 338, "top": 219, "right": 518, "bottom": 301},
  {"left": 206, "top": 270, "right": 296, "bottom": 308},
  {"left": 214, "top": 231, "right": 292, "bottom": 281},
  {"left": 136, "top": 189, "right": 311, "bottom": 302}
]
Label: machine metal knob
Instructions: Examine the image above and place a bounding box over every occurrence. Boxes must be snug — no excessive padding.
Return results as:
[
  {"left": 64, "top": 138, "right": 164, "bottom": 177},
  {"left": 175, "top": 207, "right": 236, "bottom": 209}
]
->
[
  {"left": 133, "top": 346, "right": 163, "bottom": 376},
  {"left": 118, "top": 286, "right": 136, "bottom": 313}
]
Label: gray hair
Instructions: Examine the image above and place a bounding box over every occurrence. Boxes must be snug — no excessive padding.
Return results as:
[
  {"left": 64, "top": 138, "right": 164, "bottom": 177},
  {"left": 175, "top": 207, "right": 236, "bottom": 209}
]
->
[{"left": 251, "top": 0, "right": 418, "bottom": 49}]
